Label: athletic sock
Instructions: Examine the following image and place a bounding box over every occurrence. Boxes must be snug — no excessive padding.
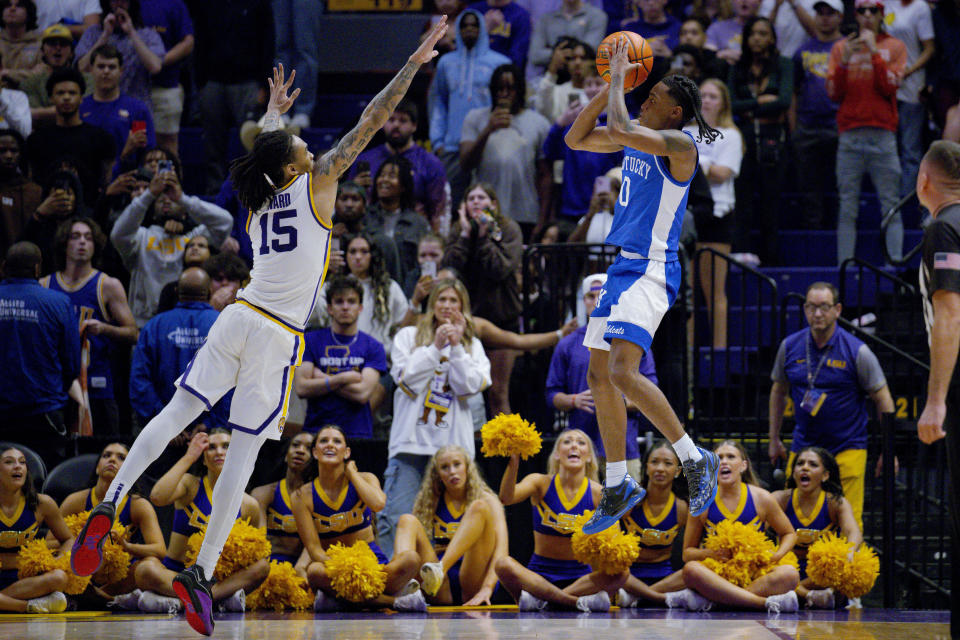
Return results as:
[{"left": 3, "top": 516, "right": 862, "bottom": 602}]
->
[
  {"left": 104, "top": 389, "right": 205, "bottom": 506},
  {"left": 672, "top": 435, "right": 702, "bottom": 463},
  {"left": 605, "top": 461, "right": 628, "bottom": 487},
  {"left": 195, "top": 429, "right": 266, "bottom": 578}
]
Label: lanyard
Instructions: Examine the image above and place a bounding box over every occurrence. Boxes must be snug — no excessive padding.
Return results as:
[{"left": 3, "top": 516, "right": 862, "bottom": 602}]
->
[{"left": 805, "top": 333, "right": 831, "bottom": 390}]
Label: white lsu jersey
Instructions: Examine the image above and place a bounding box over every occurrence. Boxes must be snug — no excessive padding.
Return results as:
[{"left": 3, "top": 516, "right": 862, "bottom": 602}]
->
[{"left": 237, "top": 173, "right": 331, "bottom": 331}]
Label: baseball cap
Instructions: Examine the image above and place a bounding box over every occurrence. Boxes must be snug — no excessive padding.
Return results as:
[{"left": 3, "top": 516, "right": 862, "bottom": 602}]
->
[
  {"left": 813, "top": 0, "right": 843, "bottom": 12},
  {"left": 41, "top": 24, "right": 73, "bottom": 43},
  {"left": 854, "top": 0, "right": 884, "bottom": 9},
  {"left": 582, "top": 273, "right": 606, "bottom": 297}
]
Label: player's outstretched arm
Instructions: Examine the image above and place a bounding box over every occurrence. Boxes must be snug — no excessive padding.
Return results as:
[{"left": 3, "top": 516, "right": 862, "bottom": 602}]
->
[
  {"left": 312, "top": 17, "right": 449, "bottom": 181},
  {"left": 605, "top": 37, "right": 697, "bottom": 162},
  {"left": 564, "top": 83, "right": 621, "bottom": 153}
]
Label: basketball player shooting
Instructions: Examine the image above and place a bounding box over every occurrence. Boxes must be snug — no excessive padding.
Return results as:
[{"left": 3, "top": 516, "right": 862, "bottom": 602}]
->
[
  {"left": 565, "top": 37, "right": 722, "bottom": 534},
  {"left": 69, "top": 18, "right": 449, "bottom": 636}
]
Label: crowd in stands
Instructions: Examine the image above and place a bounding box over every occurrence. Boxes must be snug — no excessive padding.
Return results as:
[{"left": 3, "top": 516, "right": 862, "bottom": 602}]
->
[{"left": 0, "top": 0, "right": 948, "bottom": 615}]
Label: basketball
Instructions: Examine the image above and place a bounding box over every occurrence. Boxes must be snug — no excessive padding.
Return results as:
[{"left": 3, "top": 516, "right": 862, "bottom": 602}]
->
[{"left": 596, "top": 31, "right": 653, "bottom": 90}]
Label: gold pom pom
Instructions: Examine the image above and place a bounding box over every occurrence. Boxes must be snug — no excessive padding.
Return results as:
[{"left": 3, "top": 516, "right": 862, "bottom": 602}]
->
[
  {"left": 184, "top": 518, "right": 270, "bottom": 582},
  {"left": 246, "top": 560, "right": 314, "bottom": 611},
  {"left": 701, "top": 520, "right": 792, "bottom": 588},
  {"left": 480, "top": 413, "right": 542, "bottom": 460},
  {"left": 64, "top": 511, "right": 131, "bottom": 585},
  {"left": 17, "top": 538, "right": 56, "bottom": 580},
  {"left": 323, "top": 540, "right": 387, "bottom": 602},
  {"left": 570, "top": 511, "right": 640, "bottom": 575},
  {"left": 807, "top": 532, "right": 879, "bottom": 599}
]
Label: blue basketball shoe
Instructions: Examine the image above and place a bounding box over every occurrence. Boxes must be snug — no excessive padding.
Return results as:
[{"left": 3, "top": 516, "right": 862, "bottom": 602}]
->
[
  {"left": 683, "top": 447, "right": 719, "bottom": 516},
  {"left": 581, "top": 474, "right": 646, "bottom": 535}
]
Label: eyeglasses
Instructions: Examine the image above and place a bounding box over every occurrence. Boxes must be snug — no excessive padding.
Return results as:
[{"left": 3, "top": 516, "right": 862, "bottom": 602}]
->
[
  {"left": 856, "top": 7, "right": 881, "bottom": 14},
  {"left": 803, "top": 302, "right": 837, "bottom": 314}
]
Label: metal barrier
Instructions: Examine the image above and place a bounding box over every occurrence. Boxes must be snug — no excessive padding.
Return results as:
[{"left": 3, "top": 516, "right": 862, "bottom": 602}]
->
[{"left": 691, "top": 248, "right": 780, "bottom": 471}]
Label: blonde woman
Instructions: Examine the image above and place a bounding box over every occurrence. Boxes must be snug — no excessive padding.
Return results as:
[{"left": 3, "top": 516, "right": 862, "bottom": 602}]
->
[
  {"left": 290, "top": 426, "right": 423, "bottom": 611},
  {"left": 495, "top": 429, "right": 622, "bottom": 612},
  {"left": 683, "top": 78, "right": 744, "bottom": 349},
  {"left": 393, "top": 445, "right": 508, "bottom": 605},
  {"left": 378, "top": 279, "right": 490, "bottom": 557}
]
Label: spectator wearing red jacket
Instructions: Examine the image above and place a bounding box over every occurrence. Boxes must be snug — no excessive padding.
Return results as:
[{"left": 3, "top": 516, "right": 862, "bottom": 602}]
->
[{"left": 827, "top": 0, "right": 906, "bottom": 264}]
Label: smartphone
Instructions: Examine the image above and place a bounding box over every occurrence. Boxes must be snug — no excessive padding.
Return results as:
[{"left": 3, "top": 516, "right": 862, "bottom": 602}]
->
[
  {"left": 331, "top": 236, "right": 341, "bottom": 253},
  {"left": 568, "top": 92, "right": 583, "bottom": 107},
  {"left": 158, "top": 160, "right": 173, "bottom": 174},
  {"left": 841, "top": 22, "right": 859, "bottom": 38},
  {"left": 131, "top": 120, "right": 146, "bottom": 134},
  {"left": 421, "top": 260, "right": 437, "bottom": 278},
  {"left": 593, "top": 175, "right": 612, "bottom": 196}
]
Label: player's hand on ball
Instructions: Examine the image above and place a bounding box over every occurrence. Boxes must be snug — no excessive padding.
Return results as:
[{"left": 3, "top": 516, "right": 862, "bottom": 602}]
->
[
  {"left": 267, "top": 64, "right": 300, "bottom": 115},
  {"left": 610, "top": 36, "right": 642, "bottom": 82},
  {"left": 410, "top": 15, "right": 448, "bottom": 64}
]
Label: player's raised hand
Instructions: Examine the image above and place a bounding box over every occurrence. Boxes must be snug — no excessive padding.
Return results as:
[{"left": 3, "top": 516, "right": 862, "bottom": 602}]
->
[
  {"left": 410, "top": 15, "right": 448, "bottom": 64},
  {"left": 267, "top": 64, "right": 300, "bottom": 115},
  {"left": 609, "top": 36, "right": 642, "bottom": 82}
]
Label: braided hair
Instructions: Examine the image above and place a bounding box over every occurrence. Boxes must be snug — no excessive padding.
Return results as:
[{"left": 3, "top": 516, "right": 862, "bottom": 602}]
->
[
  {"left": 229, "top": 131, "right": 295, "bottom": 212},
  {"left": 662, "top": 74, "right": 721, "bottom": 144}
]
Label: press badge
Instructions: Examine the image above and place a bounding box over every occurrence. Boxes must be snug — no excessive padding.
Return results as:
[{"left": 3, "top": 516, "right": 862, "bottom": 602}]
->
[
  {"left": 424, "top": 374, "right": 453, "bottom": 413},
  {"left": 800, "top": 389, "right": 827, "bottom": 416}
]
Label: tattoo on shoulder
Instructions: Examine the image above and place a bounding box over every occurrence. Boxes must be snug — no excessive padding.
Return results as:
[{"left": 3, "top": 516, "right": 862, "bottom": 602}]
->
[{"left": 662, "top": 130, "right": 694, "bottom": 153}]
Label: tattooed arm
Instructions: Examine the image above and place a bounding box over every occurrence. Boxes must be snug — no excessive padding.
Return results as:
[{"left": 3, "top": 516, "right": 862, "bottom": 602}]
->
[{"left": 312, "top": 17, "right": 449, "bottom": 182}]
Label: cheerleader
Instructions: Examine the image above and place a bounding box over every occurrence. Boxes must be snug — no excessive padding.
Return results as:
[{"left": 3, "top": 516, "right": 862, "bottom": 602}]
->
[
  {"left": 0, "top": 446, "right": 73, "bottom": 613},
  {"left": 290, "top": 426, "right": 423, "bottom": 611},
  {"left": 674, "top": 440, "right": 800, "bottom": 612},
  {"left": 134, "top": 430, "right": 269, "bottom": 613},
  {"left": 60, "top": 442, "right": 165, "bottom": 600},
  {"left": 393, "top": 445, "right": 508, "bottom": 605},
  {"left": 772, "top": 446, "right": 861, "bottom": 608},
  {"left": 494, "top": 429, "right": 622, "bottom": 612},
  {"left": 251, "top": 431, "right": 314, "bottom": 575},
  {"left": 618, "top": 440, "right": 688, "bottom": 607}
]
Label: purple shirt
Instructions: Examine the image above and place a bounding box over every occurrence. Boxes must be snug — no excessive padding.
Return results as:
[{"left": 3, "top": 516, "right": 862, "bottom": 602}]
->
[
  {"left": 347, "top": 144, "right": 448, "bottom": 217},
  {"left": 706, "top": 18, "right": 743, "bottom": 53},
  {"left": 543, "top": 118, "right": 622, "bottom": 219},
  {"left": 793, "top": 37, "right": 840, "bottom": 129},
  {"left": 140, "top": 0, "right": 194, "bottom": 89},
  {"left": 80, "top": 94, "right": 155, "bottom": 168},
  {"left": 620, "top": 15, "right": 682, "bottom": 52},
  {"left": 468, "top": 1, "right": 532, "bottom": 70},
  {"left": 302, "top": 328, "right": 388, "bottom": 439},
  {"left": 545, "top": 326, "right": 657, "bottom": 459},
  {"left": 76, "top": 27, "right": 166, "bottom": 106}
]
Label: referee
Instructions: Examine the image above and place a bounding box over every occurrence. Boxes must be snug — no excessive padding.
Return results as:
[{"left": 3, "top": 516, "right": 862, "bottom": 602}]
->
[{"left": 916, "top": 140, "right": 960, "bottom": 639}]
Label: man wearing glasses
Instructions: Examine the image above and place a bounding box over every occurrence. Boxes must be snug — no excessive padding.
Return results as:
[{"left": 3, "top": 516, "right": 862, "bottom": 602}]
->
[
  {"left": 826, "top": 0, "right": 907, "bottom": 265},
  {"left": 768, "top": 281, "right": 894, "bottom": 530}
]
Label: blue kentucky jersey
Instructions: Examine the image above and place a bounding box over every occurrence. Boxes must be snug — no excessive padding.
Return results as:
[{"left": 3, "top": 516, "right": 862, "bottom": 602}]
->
[
  {"left": 623, "top": 492, "right": 681, "bottom": 550},
  {"left": 266, "top": 479, "right": 298, "bottom": 538},
  {"left": 433, "top": 494, "right": 465, "bottom": 546},
  {"left": 532, "top": 475, "right": 595, "bottom": 537},
  {"left": 604, "top": 132, "right": 697, "bottom": 261},
  {"left": 310, "top": 477, "right": 373, "bottom": 539},
  {"left": 705, "top": 483, "right": 763, "bottom": 534},
  {"left": 785, "top": 489, "right": 834, "bottom": 548},
  {"left": 46, "top": 270, "right": 114, "bottom": 399}
]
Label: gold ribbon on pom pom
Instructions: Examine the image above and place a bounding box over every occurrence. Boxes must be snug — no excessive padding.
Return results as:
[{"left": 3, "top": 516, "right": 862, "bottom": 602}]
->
[
  {"left": 570, "top": 511, "right": 640, "bottom": 575},
  {"left": 246, "top": 560, "right": 314, "bottom": 611},
  {"left": 323, "top": 540, "right": 388, "bottom": 602},
  {"left": 481, "top": 413, "right": 543, "bottom": 460},
  {"left": 807, "top": 531, "right": 879, "bottom": 599},
  {"left": 184, "top": 518, "right": 271, "bottom": 582},
  {"left": 63, "top": 511, "right": 131, "bottom": 585}
]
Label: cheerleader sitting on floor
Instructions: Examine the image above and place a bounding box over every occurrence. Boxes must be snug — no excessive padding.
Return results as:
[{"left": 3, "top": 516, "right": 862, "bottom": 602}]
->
[
  {"left": 393, "top": 445, "right": 508, "bottom": 605},
  {"left": 673, "top": 440, "right": 800, "bottom": 612},
  {"left": 60, "top": 442, "right": 165, "bottom": 605},
  {"left": 494, "top": 429, "right": 624, "bottom": 612},
  {"left": 617, "top": 440, "right": 688, "bottom": 607},
  {"left": 0, "top": 446, "right": 73, "bottom": 613},
  {"left": 290, "top": 426, "right": 423, "bottom": 611},
  {"left": 251, "top": 431, "right": 314, "bottom": 577},
  {"left": 135, "top": 430, "right": 269, "bottom": 613},
  {"left": 771, "top": 446, "right": 861, "bottom": 608}
]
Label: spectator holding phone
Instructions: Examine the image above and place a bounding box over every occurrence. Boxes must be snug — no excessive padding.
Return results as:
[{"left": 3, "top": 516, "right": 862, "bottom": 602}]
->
[
  {"left": 80, "top": 43, "right": 155, "bottom": 172},
  {"left": 403, "top": 233, "right": 444, "bottom": 306},
  {"left": 535, "top": 37, "right": 593, "bottom": 124}
]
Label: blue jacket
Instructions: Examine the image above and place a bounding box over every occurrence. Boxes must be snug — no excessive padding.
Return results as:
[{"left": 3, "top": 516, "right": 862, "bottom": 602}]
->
[
  {"left": 0, "top": 278, "right": 80, "bottom": 414},
  {"left": 429, "top": 9, "right": 511, "bottom": 152},
  {"left": 130, "top": 301, "right": 230, "bottom": 426}
]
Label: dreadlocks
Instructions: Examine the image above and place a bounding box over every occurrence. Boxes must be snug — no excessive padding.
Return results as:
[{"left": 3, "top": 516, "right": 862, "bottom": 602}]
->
[
  {"left": 663, "top": 74, "right": 722, "bottom": 144},
  {"left": 229, "top": 130, "right": 295, "bottom": 212}
]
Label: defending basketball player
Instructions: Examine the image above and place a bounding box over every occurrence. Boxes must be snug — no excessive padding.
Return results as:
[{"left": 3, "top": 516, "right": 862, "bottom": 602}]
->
[
  {"left": 565, "top": 36, "right": 722, "bottom": 534},
  {"left": 70, "top": 18, "right": 449, "bottom": 636}
]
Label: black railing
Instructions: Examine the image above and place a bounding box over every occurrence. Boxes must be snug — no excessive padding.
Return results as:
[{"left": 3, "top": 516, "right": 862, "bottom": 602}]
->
[{"left": 880, "top": 189, "right": 924, "bottom": 267}]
